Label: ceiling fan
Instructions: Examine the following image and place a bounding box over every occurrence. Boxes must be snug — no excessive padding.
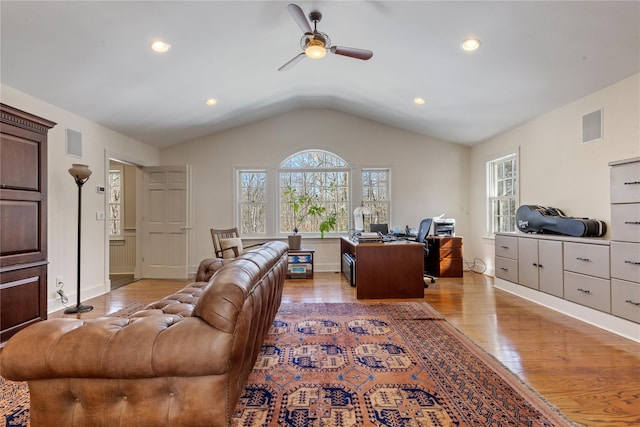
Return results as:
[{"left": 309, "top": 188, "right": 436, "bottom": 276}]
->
[{"left": 278, "top": 3, "right": 374, "bottom": 72}]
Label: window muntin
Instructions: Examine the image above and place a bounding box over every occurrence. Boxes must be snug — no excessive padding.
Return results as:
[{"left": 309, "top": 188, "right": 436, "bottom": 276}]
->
[
  {"left": 362, "top": 169, "right": 390, "bottom": 230},
  {"left": 238, "top": 170, "right": 267, "bottom": 235},
  {"left": 279, "top": 150, "right": 350, "bottom": 234},
  {"left": 487, "top": 153, "right": 518, "bottom": 235}
]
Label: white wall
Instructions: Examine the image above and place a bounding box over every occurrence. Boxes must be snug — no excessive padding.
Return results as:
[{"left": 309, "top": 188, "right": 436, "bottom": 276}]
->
[
  {"left": 468, "top": 73, "right": 640, "bottom": 275},
  {"left": 1, "top": 84, "right": 160, "bottom": 312},
  {"left": 160, "top": 108, "right": 471, "bottom": 272}
]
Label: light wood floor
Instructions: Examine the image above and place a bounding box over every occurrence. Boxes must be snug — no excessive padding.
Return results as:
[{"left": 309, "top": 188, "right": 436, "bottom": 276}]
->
[{"left": 50, "top": 272, "right": 640, "bottom": 427}]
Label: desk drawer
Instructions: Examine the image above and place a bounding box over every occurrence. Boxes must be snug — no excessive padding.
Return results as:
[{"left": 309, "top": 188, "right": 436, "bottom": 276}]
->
[
  {"left": 439, "top": 247, "right": 463, "bottom": 259},
  {"left": 438, "top": 237, "right": 462, "bottom": 249},
  {"left": 611, "top": 160, "right": 640, "bottom": 203},
  {"left": 611, "top": 241, "right": 640, "bottom": 283},
  {"left": 564, "top": 242, "right": 610, "bottom": 279},
  {"left": 495, "top": 235, "right": 518, "bottom": 259},
  {"left": 564, "top": 271, "right": 611, "bottom": 313},
  {"left": 438, "top": 258, "right": 463, "bottom": 277},
  {"left": 495, "top": 256, "right": 518, "bottom": 282},
  {"left": 611, "top": 278, "right": 640, "bottom": 323},
  {"left": 611, "top": 203, "right": 640, "bottom": 243}
]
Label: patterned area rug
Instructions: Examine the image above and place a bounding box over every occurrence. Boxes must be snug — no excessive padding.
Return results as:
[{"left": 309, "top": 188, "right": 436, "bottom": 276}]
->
[
  {"left": 1, "top": 302, "right": 571, "bottom": 426},
  {"left": 233, "top": 302, "right": 571, "bottom": 427}
]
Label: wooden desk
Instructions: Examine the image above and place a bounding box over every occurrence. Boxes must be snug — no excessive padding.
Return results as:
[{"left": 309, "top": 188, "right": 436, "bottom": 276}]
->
[
  {"left": 425, "top": 236, "right": 463, "bottom": 277},
  {"left": 340, "top": 237, "right": 424, "bottom": 299}
]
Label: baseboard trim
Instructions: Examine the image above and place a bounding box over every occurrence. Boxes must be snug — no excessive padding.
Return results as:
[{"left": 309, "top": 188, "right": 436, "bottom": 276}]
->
[{"left": 494, "top": 278, "right": 639, "bottom": 343}]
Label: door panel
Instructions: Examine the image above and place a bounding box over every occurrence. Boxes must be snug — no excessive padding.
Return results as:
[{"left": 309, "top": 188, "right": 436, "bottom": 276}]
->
[{"left": 142, "top": 165, "right": 190, "bottom": 279}]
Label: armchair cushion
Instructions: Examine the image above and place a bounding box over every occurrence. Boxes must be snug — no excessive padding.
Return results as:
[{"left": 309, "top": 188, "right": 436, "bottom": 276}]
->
[{"left": 220, "top": 237, "right": 243, "bottom": 258}]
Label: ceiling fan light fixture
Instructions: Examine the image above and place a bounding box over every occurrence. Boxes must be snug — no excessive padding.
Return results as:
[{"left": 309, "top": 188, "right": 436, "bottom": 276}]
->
[
  {"left": 305, "top": 39, "right": 327, "bottom": 59},
  {"left": 461, "top": 37, "right": 481, "bottom": 52}
]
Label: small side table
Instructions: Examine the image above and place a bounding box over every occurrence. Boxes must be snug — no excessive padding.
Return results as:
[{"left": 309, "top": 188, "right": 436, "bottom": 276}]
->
[{"left": 287, "top": 248, "right": 315, "bottom": 279}]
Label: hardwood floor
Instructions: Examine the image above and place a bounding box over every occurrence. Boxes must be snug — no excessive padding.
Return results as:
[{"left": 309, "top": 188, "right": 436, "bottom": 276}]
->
[{"left": 49, "top": 271, "right": 640, "bottom": 427}]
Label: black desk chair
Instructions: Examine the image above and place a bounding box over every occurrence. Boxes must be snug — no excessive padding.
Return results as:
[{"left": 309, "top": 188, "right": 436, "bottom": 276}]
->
[{"left": 416, "top": 218, "right": 436, "bottom": 285}]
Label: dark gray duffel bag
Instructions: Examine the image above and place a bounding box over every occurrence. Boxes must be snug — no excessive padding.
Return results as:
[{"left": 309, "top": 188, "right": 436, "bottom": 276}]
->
[{"left": 515, "top": 205, "right": 606, "bottom": 237}]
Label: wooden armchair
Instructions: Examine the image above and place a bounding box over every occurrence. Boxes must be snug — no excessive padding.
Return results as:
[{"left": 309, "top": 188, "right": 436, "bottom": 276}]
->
[{"left": 210, "top": 227, "right": 263, "bottom": 259}]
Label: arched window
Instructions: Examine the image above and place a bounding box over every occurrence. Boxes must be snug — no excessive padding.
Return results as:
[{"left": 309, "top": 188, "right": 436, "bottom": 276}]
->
[{"left": 279, "top": 150, "right": 350, "bottom": 234}]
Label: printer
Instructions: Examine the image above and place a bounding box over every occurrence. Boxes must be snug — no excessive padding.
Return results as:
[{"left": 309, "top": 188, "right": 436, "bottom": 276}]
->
[{"left": 433, "top": 217, "right": 455, "bottom": 236}]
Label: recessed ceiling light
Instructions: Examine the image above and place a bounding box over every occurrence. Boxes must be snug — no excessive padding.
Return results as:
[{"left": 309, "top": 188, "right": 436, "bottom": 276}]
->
[
  {"left": 413, "top": 97, "right": 426, "bottom": 105},
  {"left": 461, "top": 38, "right": 481, "bottom": 52},
  {"left": 205, "top": 98, "right": 218, "bottom": 106},
  {"left": 150, "top": 40, "right": 171, "bottom": 53}
]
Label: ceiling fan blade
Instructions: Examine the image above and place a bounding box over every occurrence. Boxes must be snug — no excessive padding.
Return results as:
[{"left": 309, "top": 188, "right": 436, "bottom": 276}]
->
[
  {"left": 330, "top": 46, "right": 374, "bottom": 60},
  {"left": 287, "top": 3, "right": 312, "bottom": 35},
  {"left": 278, "top": 52, "right": 306, "bottom": 72}
]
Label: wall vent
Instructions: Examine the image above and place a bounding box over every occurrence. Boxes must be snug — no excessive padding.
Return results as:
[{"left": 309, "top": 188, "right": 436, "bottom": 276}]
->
[
  {"left": 66, "top": 128, "right": 83, "bottom": 158},
  {"left": 582, "top": 108, "right": 603, "bottom": 143}
]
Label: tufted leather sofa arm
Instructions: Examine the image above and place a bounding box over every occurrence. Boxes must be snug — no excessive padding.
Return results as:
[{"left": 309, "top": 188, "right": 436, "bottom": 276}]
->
[
  {"left": 195, "top": 257, "right": 231, "bottom": 282},
  {"left": 0, "top": 240, "right": 289, "bottom": 427}
]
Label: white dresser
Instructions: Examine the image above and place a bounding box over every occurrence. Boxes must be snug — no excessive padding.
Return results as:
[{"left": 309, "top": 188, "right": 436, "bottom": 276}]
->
[
  {"left": 609, "top": 157, "right": 640, "bottom": 323},
  {"left": 494, "top": 157, "right": 640, "bottom": 342}
]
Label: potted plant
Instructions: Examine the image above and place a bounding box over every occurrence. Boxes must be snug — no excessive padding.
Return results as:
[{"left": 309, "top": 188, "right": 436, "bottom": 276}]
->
[{"left": 283, "top": 185, "right": 332, "bottom": 248}]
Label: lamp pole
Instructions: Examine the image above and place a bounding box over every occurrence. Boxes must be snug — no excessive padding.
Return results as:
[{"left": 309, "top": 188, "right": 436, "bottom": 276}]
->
[{"left": 65, "top": 164, "right": 93, "bottom": 314}]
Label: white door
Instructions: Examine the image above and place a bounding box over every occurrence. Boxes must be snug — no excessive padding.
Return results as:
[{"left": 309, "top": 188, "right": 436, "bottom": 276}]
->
[{"left": 142, "top": 165, "right": 191, "bottom": 279}]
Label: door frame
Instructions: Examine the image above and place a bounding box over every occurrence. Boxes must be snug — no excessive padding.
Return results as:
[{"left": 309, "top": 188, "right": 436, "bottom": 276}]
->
[{"left": 103, "top": 150, "right": 149, "bottom": 290}]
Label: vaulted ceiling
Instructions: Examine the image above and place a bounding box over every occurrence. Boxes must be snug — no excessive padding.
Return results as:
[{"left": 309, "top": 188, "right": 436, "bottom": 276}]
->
[{"left": 1, "top": 1, "right": 638, "bottom": 148}]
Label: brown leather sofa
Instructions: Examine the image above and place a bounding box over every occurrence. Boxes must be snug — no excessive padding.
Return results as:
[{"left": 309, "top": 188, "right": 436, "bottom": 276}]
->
[{"left": 0, "top": 240, "right": 288, "bottom": 427}]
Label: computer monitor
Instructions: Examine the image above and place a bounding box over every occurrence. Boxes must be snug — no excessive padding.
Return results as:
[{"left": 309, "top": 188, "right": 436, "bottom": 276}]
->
[{"left": 369, "top": 223, "right": 389, "bottom": 234}]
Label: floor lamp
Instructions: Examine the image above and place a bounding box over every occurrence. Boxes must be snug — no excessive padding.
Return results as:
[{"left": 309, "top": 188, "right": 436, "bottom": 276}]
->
[{"left": 64, "top": 164, "right": 93, "bottom": 314}]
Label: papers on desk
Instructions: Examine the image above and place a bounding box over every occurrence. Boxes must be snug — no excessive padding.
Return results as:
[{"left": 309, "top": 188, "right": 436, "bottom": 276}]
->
[{"left": 356, "top": 232, "right": 384, "bottom": 243}]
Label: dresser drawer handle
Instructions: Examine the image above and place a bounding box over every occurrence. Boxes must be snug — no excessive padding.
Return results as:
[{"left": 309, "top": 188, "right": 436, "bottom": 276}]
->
[
  {"left": 625, "top": 299, "right": 640, "bottom": 306},
  {"left": 624, "top": 260, "right": 640, "bottom": 266},
  {"left": 500, "top": 245, "right": 509, "bottom": 249},
  {"left": 576, "top": 257, "right": 591, "bottom": 262},
  {"left": 500, "top": 267, "right": 509, "bottom": 272},
  {"left": 624, "top": 221, "right": 640, "bottom": 225},
  {"left": 577, "top": 288, "right": 591, "bottom": 294},
  {"left": 624, "top": 181, "right": 640, "bottom": 185}
]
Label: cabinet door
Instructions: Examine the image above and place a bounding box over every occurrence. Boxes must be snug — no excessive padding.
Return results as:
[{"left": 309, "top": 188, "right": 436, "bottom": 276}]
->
[
  {"left": 518, "top": 238, "right": 539, "bottom": 289},
  {"left": 538, "top": 240, "right": 563, "bottom": 297}
]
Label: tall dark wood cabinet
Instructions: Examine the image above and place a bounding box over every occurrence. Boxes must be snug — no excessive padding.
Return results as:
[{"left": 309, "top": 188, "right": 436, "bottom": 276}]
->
[{"left": 0, "top": 103, "right": 55, "bottom": 346}]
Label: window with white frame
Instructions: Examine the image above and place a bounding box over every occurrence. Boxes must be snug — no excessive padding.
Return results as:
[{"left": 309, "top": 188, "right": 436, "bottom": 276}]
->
[
  {"left": 361, "top": 168, "right": 390, "bottom": 230},
  {"left": 238, "top": 170, "right": 267, "bottom": 235},
  {"left": 279, "top": 150, "right": 350, "bottom": 234},
  {"left": 108, "top": 169, "right": 121, "bottom": 235},
  {"left": 487, "top": 153, "right": 518, "bottom": 235}
]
